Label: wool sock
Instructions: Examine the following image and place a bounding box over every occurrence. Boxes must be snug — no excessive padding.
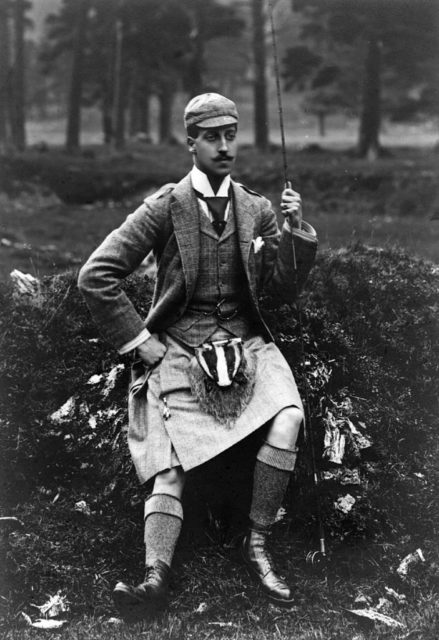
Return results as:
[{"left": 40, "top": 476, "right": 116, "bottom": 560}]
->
[
  {"left": 249, "top": 442, "right": 298, "bottom": 528},
  {"left": 144, "top": 493, "right": 183, "bottom": 568}
]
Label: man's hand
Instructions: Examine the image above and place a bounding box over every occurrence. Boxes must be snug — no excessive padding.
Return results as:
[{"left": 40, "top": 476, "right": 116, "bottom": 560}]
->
[
  {"left": 136, "top": 334, "right": 167, "bottom": 366},
  {"left": 281, "top": 187, "right": 302, "bottom": 229}
]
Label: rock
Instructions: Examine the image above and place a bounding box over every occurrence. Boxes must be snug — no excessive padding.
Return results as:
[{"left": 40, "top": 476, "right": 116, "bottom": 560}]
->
[
  {"left": 384, "top": 587, "right": 407, "bottom": 604},
  {"left": 348, "top": 608, "right": 405, "bottom": 629},
  {"left": 50, "top": 396, "right": 77, "bottom": 425},
  {"left": 397, "top": 549, "right": 425, "bottom": 578},
  {"left": 334, "top": 494, "right": 356, "bottom": 514},
  {"left": 32, "top": 591, "right": 69, "bottom": 618},
  {"left": 323, "top": 410, "right": 346, "bottom": 464},
  {"left": 74, "top": 501, "right": 92, "bottom": 516},
  {"left": 10, "top": 270, "right": 41, "bottom": 304}
]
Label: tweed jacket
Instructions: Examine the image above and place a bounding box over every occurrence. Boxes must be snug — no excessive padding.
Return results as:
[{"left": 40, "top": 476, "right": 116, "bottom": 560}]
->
[{"left": 78, "top": 172, "right": 318, "bottom": 351}]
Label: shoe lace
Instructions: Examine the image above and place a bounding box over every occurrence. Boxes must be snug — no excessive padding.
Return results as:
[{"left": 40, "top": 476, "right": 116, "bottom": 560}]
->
[
  {"left": 144, "top": 565, "right": 160, "bottom": 582},
  {"left": 253, "top": 535, "right": 278, "bottom": 575}
]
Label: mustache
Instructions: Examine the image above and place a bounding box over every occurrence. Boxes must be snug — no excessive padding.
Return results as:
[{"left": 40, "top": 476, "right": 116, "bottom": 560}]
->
[{"left": 214, "top": 154, "right": 234, "bottom": 161}]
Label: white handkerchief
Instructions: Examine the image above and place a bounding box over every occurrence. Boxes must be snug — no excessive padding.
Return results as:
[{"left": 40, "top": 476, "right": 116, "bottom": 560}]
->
[{"left": 252, "top": 237, "right": 265, "bottom": 254}]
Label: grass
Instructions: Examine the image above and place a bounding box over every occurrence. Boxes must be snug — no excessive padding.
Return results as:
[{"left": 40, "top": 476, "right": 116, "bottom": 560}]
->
[
  {"left": 2, "top": 197, "right": 438, "bottom": 282},
  {"left": 1, "top": 142, "right": 438, "bottom": 638},
  {"left": 2, "top": 491, "right": 438, "bottom": 639},
  {"left": 1, "top": 145, "right": 438, "bottom": 281},
  {"left": 26, "top": 104, "right": 439, "bottom": 149},
  {"left": 307, "top": 209, "right": 439, "bottom": 261}
]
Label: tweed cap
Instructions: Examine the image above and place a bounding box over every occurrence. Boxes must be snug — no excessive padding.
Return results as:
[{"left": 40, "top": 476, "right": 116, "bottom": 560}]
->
[{"left": 184, "top": 93, "right": 238, "bottom": 129}]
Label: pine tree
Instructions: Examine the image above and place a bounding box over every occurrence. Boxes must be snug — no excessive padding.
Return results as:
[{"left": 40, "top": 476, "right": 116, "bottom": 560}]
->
[
  {"left": 0, "top": 0, "right": 11, "bottom": 151},
  {"left": 182, "top": 0, "right": 244, "bottom": 97},
  {"left": 252, "top": 0, "right": 268, "bottom": 151},
  {"left": 284, "top": 0, "right": 439, "bottom": 156},
  {"left": 66, "top": 0, "right": 90, "bottom": 152}
]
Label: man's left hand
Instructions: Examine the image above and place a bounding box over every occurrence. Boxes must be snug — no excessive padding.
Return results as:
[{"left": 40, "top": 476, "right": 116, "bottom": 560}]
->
[{"left": 281, "top": 187, "right": 302, "bottom": 229}]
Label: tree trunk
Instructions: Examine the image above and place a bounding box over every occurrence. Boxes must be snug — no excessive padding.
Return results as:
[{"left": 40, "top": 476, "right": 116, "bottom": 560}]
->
[
  {"left": 318, "top": 112, "right": 326, "bottom": 137},
  {"left": 112, "top": 10, "right": 128, "bottom": 151},
  {"left": 128, "top": 74, "right": 151, "bottom": 138},
  {"left": 358, "top": 37, "right": 382, "bottom": 159},
  {"left": 187, "top": 0, "right": 205, "bottom": 96},
  {"left": 102, "top": 92, "right": 113, "bottom": 145},
  {"left": 66, "top": 0, "right": 89, "bottom": 153},
  {"left": 188, "top": 37, "right": 204, "bottom": 96},
  {"left": 137, "top": 90, "right": 150, "bottom": 136},
  {"left": 129, "top": 85, "right": 150, "bottom": 138},
  {"left": 158, "top": 82, "right": 174, "bottom": 144},
  {"left": 11, "top": 0, "right": 26, "bottom": 151},
  {"left": 128, "top": 78, "right": 139, "bottom": 137},
  {"left": 0, "top": 0, "right": 11, "bottom": 151},
  {"left": 252, "top": 0, "right": 269, "bottom": 151},
  {"left": 112, "top": 15, "right": 123, "bottom": 149},
  {"left": 101, "top": 35, "right": 115, "bottom": 146}
]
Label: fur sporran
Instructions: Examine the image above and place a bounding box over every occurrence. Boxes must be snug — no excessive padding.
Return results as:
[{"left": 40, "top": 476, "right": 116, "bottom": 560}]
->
[{"left": 189, "top": 339, "right": 257, "bottom": 426}]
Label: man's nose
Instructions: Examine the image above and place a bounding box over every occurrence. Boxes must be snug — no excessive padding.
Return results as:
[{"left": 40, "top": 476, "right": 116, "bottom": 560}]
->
[{"left": 218, "top": 135, "right": 229, "bottom": 152}]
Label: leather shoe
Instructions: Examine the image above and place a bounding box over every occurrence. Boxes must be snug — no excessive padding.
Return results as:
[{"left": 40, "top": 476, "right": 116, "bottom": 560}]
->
[
  {"left": 112, "top": 559, "right": 170, "bottom": 615},
  {"left": 240, "top": 527, "right": 294, "bottom": 606}
]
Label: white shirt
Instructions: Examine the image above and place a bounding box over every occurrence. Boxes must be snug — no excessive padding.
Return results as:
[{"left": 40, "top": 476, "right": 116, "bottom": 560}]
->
[{"left": 190, "top": 165, "right": 231, "bottom": 222}]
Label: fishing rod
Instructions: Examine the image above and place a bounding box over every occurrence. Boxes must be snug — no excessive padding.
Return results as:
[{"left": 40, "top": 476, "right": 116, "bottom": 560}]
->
[{"left": 268, "top": 0, "right": 327, "bottom": 568}]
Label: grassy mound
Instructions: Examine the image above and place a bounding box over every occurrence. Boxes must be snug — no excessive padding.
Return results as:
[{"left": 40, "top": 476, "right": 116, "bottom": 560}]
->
[{"left": 0, "top": 244, "right": 438, "bottom": 628}]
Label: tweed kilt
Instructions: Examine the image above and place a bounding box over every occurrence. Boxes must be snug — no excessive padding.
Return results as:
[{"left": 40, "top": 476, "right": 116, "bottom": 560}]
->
[{"left": 127, "top": 332, "right": 303, "bottom": 484}]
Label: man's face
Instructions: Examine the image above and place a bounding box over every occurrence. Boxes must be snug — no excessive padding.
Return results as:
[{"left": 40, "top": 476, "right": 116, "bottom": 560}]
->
[{"left": 188, "top": 125, "right": 238, "bottom": 179}]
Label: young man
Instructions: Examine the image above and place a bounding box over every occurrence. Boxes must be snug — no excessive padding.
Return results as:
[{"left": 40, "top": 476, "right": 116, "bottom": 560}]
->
[{"left": 78, "top": 93, "right": 318, "bottom": 613}]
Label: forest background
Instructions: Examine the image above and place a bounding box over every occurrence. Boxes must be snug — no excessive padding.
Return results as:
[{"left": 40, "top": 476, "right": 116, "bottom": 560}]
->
[{"left": 0, "top": 1, "right": 438, "bottom": 639}]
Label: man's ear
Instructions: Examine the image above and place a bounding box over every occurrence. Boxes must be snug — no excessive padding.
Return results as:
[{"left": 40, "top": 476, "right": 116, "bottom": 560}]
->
[{"left": 187, "top": 137, "right": 196, "bottom": 154}]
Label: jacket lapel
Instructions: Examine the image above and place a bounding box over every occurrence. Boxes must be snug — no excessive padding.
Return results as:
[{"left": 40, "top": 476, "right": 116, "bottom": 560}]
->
[
  {"left": 171, "top": 174, "right": 200, "bottom": 303},
  {"left": 231, "top": 180, "right": 256, "bottom": 283}
]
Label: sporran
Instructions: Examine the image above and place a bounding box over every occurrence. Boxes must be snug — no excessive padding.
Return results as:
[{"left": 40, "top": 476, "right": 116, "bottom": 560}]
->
[{"left": 189, "top": 338, "right": 257, "bottom": 426}]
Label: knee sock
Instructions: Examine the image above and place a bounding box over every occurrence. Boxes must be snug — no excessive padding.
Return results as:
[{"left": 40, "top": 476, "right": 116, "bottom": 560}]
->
[
  {"left": 249, "top": 442, "right": 298, "bottom": 528},
  {"left": 144, "top": 493, "right": 183, "bottom": 568}
]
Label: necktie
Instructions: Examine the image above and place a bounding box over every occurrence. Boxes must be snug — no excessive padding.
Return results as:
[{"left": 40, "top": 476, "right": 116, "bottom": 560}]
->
[{"left": 194, "top": 189, "right": 229, "bottom": 236}]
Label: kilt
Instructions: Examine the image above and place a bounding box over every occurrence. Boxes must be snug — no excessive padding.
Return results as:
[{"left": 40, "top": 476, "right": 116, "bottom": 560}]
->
[{"left": 127, "top": 332, "right": 303, "bottom": 484}]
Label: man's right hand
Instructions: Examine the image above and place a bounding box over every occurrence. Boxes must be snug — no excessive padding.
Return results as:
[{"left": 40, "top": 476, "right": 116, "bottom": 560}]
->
[{"left": 136, "top": 334, "right": 167, "bottom": 366}]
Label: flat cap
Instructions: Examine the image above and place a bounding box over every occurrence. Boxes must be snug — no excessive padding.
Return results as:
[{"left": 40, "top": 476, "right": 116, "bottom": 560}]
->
[{"left": 184, "top": 93, "right": 238, "bottom": 129}]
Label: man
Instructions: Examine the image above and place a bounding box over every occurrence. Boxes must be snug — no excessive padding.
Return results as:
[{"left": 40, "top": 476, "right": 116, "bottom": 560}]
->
[{"left": 78, "top": 93, "right": 318, "bottom": 614}]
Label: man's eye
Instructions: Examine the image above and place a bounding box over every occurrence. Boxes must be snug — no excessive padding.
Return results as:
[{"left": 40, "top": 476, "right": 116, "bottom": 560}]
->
[
  {"left": 205, "top": 134, "right": 216, "bottom": 142},
  {"left": 226, "top": 133, "right": 236, "bottom": 141}
]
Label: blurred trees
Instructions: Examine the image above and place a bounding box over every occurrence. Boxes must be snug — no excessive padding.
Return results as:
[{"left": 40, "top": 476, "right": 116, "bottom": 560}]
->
[
  {"left": 183, "top": 0, "right": 244, "bottom": 96},
  {"left": 0, "top": 0, "right": 10, "bottom": 151},
  {"left": 66, "top": 0, "right": 90, "bottom": 152},
  {"left": 283, "top": 0, "right": 439, "bottom": 157},
  {"left": 282, "top": 41, "right": 356, "bottom": 138},
  {"left": 12, "top": 0, "right": 27, "bottom": 150},
  {"left": 123, "top": 0, "right": 192, "bottom": 145},
  {"left": 1, "top": 0, "right": 437, "bottom": 152},
  {"left": 40, "top": 0, "right": 243, "bottom": 149},
  {"left": 0, "top": 0, "right": 31, "bottom": 152},
  {"left": 252, "top": 0, "right": 269, "bottom": 151}
]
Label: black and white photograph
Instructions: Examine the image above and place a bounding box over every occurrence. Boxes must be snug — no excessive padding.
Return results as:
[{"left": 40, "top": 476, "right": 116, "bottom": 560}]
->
[{"left": 0, "top": 0, "right": 438, "bottom": 638}]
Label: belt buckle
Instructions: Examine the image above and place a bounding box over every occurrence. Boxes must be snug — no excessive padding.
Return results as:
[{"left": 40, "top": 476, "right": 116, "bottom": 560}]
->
[{"left": 215, "top": 298, "right": 239, "bottom": 321}]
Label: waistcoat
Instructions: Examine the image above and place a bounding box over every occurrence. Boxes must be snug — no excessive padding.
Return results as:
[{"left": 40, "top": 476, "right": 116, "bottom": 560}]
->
[{"left": 168, "top": 200, "right": 253, "bottom": 347}]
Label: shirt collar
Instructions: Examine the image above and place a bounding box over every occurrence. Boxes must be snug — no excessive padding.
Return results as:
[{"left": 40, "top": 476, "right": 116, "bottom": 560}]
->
[{"left": 190, "top": 165, "right": 231, "bottom": 197}]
